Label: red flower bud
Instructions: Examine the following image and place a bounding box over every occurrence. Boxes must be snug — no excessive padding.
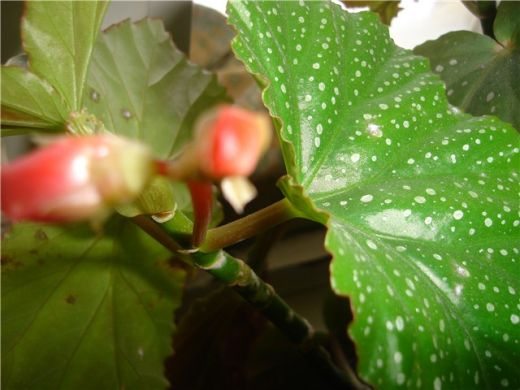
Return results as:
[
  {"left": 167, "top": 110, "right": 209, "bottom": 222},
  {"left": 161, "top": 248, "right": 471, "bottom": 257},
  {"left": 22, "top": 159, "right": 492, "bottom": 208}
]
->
[
  {"left": 1, "top": 135, "right": 154, "bottom": 223},
  {"left": 159, "top": 106, "right": 272, "bottom": 182},
  {"left": 155, "top": 106, "right": 272, "bottom": 236},
  {"left": 194, "top": 106, "right": 272, "bottom": 179}
]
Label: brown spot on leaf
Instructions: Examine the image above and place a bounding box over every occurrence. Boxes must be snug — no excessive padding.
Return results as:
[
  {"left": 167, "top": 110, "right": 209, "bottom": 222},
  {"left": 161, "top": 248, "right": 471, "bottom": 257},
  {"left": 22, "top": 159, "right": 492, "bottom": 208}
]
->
[
  {"left": 65, "top": 295, "right": 77, "bottom": 304},
  {"left": 34, "top": 229, "right": 48, "bottom": 241},
  {"left": 1, "top": 218, "right": 13, "bottom": 238},
  {"left": 1, "top": 255, "right": 13, "bottom": 265},
  {"left": 1, "top": 255, "right": 24, "bottom": 270}
]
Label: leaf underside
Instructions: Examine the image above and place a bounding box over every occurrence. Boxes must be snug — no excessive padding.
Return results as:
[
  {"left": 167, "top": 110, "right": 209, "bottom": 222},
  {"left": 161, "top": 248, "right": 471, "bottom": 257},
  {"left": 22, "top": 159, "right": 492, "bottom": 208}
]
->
[
  {"left": 1, "top": 1, "right": 107, "bottom": 135},
  {"left": 229, "top": 1, "right": 520, "bottom": 388},
  {"left": 1, "top": 67, "right": 67, "bottom": 129},
  {"left": 84, "top": 18, "right": 229, "bottom": 159},
  {"left": 23, "top": 1, "right": 108, "bottom": 111},
  {"left": 2, "top": 219, "right": 185, "bottom": 390},
  {"left": 83, "top": 18, "right": 229, "bottom": 217}
]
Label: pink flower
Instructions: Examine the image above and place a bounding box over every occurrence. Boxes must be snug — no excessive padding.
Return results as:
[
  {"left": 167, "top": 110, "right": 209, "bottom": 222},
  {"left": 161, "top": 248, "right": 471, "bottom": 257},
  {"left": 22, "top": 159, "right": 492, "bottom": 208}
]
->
[
  {"left": 194, "top": 105, "right": 272, "bottom": 179},
  {"left": 155, "top": 106, "right": 273, "bottom": 245},
  {"left": 1, "top": 135, "right": 154, "bottom": 222},
  {"left": 158, "top": 106, "right": 272, "bottom": 182}
]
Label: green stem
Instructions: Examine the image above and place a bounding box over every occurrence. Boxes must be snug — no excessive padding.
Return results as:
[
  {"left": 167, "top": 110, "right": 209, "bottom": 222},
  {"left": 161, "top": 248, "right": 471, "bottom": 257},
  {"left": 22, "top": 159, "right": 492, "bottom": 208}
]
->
[
  {"left": 195, "top": 250, "right": 312, "bottom": 342},
  {"left": 133, "top": 215, "right": 181, "bottom": 251},
  {"left": 132, "top": 215, "right": 367, "bottom": 389},
  {"left": 201, "top": 198, "right": 301, "bottom": 252}
]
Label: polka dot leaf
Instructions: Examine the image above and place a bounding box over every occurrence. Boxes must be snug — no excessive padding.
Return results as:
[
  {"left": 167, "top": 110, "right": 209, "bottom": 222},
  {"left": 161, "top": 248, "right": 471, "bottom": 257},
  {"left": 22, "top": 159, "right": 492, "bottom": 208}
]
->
[
  {"left": 414, "top": 1, "right": 520, "bottom": 131},
  {"left": 228, "top": 1, "right": 519, "bottom": 388}
]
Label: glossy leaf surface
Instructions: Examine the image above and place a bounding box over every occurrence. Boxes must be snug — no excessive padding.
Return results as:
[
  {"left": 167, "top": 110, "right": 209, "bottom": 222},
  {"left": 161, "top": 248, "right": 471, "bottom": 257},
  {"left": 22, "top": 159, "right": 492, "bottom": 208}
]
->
[
  {"left": 229, "top": 1, "right": 520, "bottom": 388},
  {"left": 23, "top": 1, "right": 108, "bottom": 111},
  {"left": 84, "top": 19, "right": 229, "bottom": 158},
  {"left": 2, "top": 219, "right": 185, "bottom": 389},
  {"left": 414, "top": 2, "right": 520, "bottom": 130}
]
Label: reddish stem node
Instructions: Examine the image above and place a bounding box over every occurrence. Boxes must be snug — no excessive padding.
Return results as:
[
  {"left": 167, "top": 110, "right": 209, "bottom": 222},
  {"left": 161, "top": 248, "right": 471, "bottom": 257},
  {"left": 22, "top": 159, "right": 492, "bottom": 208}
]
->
[{"left": 187, "top": 181, "right": 214, "bottom": 247}]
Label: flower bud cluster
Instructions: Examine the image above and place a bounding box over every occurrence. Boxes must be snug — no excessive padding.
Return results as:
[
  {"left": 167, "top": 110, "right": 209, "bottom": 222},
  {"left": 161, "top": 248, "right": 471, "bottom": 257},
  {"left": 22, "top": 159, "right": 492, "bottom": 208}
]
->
[
  {"left": 1, "top": 105, "right": 272, "bottom": 248},
  {"left": 1, "top": 135, "right": 153, "bottom": 222}
]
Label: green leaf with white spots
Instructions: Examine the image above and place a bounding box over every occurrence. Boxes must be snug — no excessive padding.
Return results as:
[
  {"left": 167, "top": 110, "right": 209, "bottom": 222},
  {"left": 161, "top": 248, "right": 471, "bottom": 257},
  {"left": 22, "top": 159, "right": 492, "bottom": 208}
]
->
[
  {"left": 414, "top": 2, "right": 520, "bottom": 131},
  {"left": 2, "top": 218, "right": 185, "bottom": 389},
  {"left": 84, "top": 18, "right": 229, "bottom": 159},
  {"left": 229, "top": 1, "right": 520, "bottom": 388}
]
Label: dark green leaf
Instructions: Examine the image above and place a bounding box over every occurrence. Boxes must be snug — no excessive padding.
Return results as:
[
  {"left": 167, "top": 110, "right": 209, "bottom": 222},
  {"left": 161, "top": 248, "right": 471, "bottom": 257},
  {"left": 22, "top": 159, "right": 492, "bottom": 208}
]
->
[
  {"left": 229, "top": 1, "right": 520, "bottom": 388},
  {"left": 168, "top": 287, "right": 329, "bottom": 390},
  {"left": 414, "top": 2, "right": 520, "bottom": 130},
  {"left": 2, "top": 218, "right": 185, "bottom": 389},
  {"left": 22, "top": 1, "right": 108, "bottom": 111},
  {"left": 493, "top": 1, "right": 520, "bottom": 48},
  {"left": 343, "top": 1, "right": 402, "bottom": 25},
  {"left": 246, "top": 326, "right": 334, "bottom": 390},
  {"left": 84, "top": 18, "right": 229, "bottom": 159},
  {"left": 167, "top": 288, "right": 265, "bottom": 390},
  {"left": 462, "top": 1, "right": 496, "bottom": 20}
]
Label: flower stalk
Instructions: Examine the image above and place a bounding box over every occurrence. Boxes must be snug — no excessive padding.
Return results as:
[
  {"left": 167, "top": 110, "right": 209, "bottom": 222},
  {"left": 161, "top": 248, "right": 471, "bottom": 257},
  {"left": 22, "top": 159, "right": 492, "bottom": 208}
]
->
[
  {"left": 187, "top": 181, "right": 214, "bottom": 247},
  {"left": 201, "top": 198, "right": 301, "bottom": 252},
  {"left": 158, "top": 105, "right": 272, "bottom": 182},
  {"left": 155, "top": 105, "right": 274, "bottom": 244},
  {"left": 132, "top": 214, "right": 366, "bottom": 389}
]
